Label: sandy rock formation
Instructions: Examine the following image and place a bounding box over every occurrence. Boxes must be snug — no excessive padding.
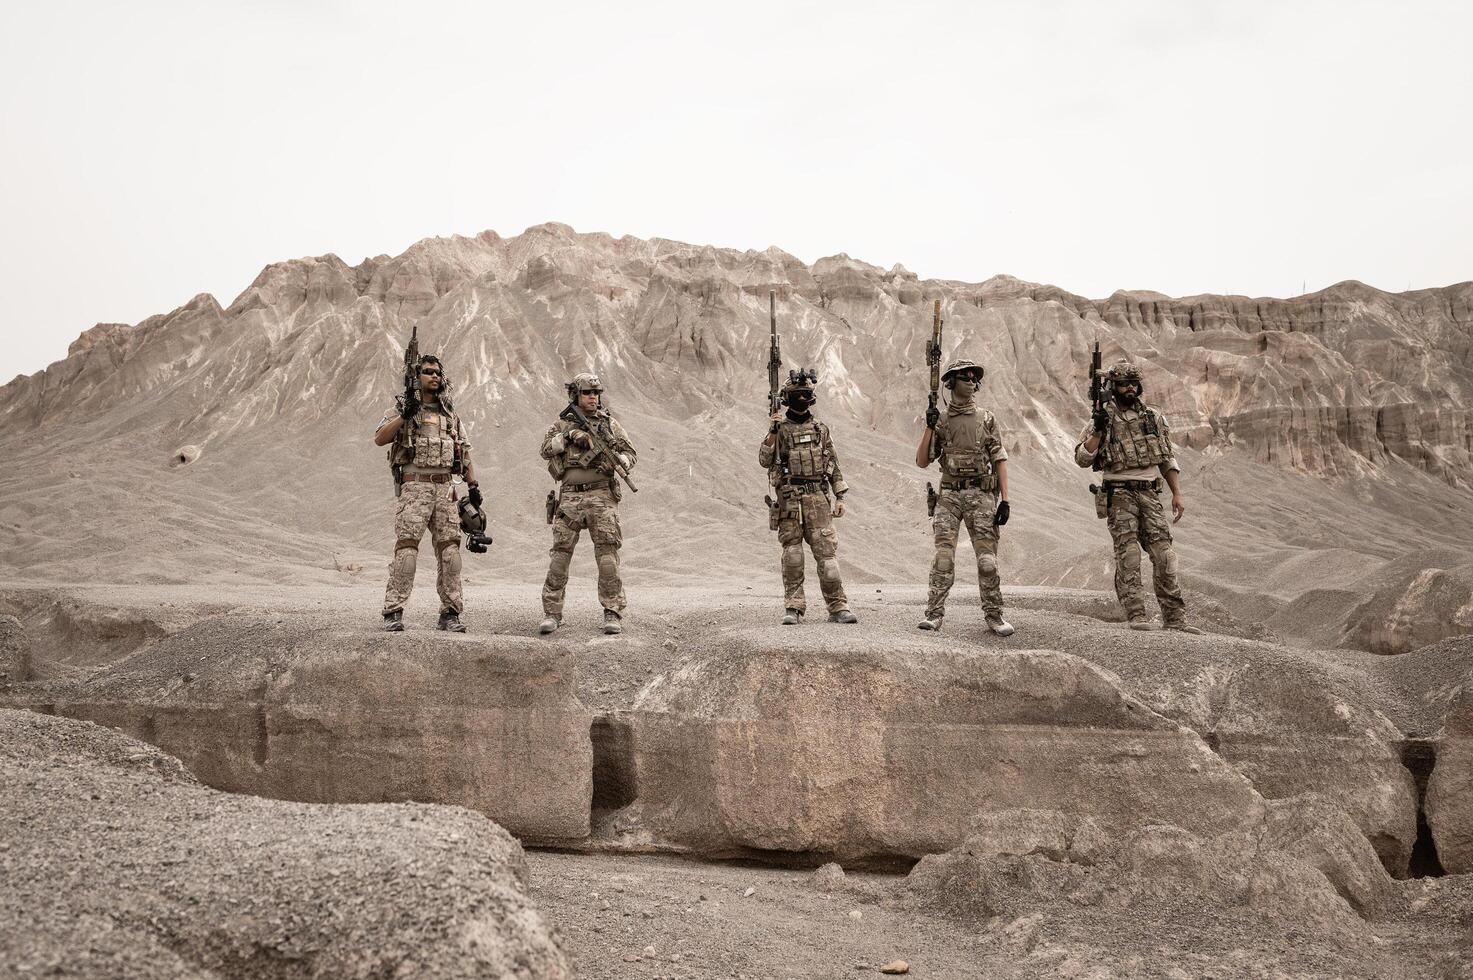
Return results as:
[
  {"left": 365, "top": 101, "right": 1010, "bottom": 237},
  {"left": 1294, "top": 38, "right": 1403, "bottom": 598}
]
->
[
  {"left": 0, "top": 614, "right": 29, "bottom": 682},
  {"left": 905, "top": 795, "right": 1392, "bottom": 931},
  {"left": 37, "top": 616, "right": 594, "bottom": 843},
  {"left": 1, "top": 708, "right": 570, "bottom": 978},
  {"left": 605, "top": 643, "right": 1265, "bottom": 861},
  {"left": 1427, "top": 682, "right": 1473, "bottom": 874}
]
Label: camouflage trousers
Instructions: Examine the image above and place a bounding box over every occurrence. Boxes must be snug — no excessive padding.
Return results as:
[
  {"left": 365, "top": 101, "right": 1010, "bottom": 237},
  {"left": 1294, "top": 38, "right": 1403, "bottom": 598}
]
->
[
  {"left": 542, "top": 486, "right": 625, "bottom": 618},
  {"left": 776, "top": 489, "right": 848, "bottom": 615},
  {"left": 1105, "top": 484, "right": 1186, "bottom": 622},
  {"left": 382, "top": 481, "right": 462, "bottom": 615},
  {"left": 926, "top": 487, "right": 1003, "bottom": 620}
]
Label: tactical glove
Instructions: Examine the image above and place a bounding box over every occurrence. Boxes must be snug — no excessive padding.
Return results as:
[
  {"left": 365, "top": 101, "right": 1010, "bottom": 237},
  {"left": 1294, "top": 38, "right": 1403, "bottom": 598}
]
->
[
  {"left": 925, "top": 405, "right": 940, "bottom": 429},
  {"left": 994, "top": 500, "right": 1010, "bottom": 527},
  {"left": 1091, "top": 408, "right": 1110, "bottom": 433},
  {"left": 400, "top": 391, "right": 420, "bottom": 419},
  {"left": 467, "top": 484, "right": 483, "bottom": 508}
]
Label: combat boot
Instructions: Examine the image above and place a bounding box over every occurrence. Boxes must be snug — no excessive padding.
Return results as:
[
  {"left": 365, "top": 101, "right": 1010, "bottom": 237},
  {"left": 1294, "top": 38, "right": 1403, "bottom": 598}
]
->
[
  {"left": 438, "top": 610, "right": 467, "bottom": 633},
  {"left": 1127, "top": 613, "right": 1156, "bottom": 631},
  {"left": 538, "top": 616, "right": 561, "bottom": 635},
  {"left": 985, "top": 614, "right": 1016, "bottom": 637},
  {"left": 917, "top": 615, "right": 943, "bottom": 631},
  {"left": 603, "top": 610, "right": 623, "bottom": 635},
  {"left": 829, "top": 609, "right": 858, "bottom": 624},
  {"left": 1164, "top": 620, "right": 1203, "bottom": 635},
  {"left": 382, "top": 610, "right": 404, "bottom": 633},
  {"left": 781, "top": 608, "right": 803, "bottom": 625}
]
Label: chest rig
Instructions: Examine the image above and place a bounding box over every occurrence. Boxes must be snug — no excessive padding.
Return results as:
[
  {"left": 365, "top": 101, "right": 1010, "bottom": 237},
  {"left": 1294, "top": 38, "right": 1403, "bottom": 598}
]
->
[
  {"left": 1100, "top": 404, "right": 1170, "bottom": 471},
  {"left": 777, "top": 419, "right": 830, "bottom": 482},
  {"left": 388, "top": 401, "right": 467, "bottom": 474},
  {"left": 939, "top": 410, "right": 998, "bottom": 491}
]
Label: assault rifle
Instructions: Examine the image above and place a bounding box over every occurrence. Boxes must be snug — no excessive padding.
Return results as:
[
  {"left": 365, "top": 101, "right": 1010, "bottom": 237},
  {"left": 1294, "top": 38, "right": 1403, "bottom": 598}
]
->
[
  {"left": 403, "top": 323, "right": 421, "bottom": 405},
  {"left": 768, "top": 290, "right": 782, "bottom": 414},
  {"left": 926, "top": 299, "right": 942, "bottom": 429},
  {"left": 1088, "top": 341, "right": 1104, "bottom": 472},
  {"left": 559, "top": 397, "right": 637, "bottom": 492}
]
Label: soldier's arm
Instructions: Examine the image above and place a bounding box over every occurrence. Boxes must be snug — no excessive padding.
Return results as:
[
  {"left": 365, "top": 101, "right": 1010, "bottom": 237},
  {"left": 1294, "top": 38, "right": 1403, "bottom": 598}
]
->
[
  {"left": 1074, "top": 425, "right": 1100, "bottom": 468},
  {"left": 608, "top": 418, "right": 636, "bottom": 471},
  {"left": 758, "top": 439, "right": 776, "bottom": 469},
  {"left": 985, "top": 416, "right": 1009, "bottom": 499},
  {"left": 540, "top": 422, "right": 567, "bottom": 459},
  {"left": 374, "top": 415, "right": 402, "bottom": 446},
  {"left": 823, "top": 425, "right": 848, "bottom": 496},
  {"left": 914, "top": 426, "right": 934, "bottom": 469}
]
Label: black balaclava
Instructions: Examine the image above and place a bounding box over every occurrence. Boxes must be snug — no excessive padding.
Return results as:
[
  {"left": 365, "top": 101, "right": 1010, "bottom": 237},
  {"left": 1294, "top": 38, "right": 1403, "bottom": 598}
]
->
[{"left": 785, "top": 390, "right": 814, "bottom": 422}]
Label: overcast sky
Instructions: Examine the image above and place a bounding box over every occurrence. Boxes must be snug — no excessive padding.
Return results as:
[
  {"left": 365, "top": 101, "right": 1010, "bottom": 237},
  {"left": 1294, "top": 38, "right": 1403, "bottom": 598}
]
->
[{"left": 2, "top": 0, "right": 1469, "bottom": 378}]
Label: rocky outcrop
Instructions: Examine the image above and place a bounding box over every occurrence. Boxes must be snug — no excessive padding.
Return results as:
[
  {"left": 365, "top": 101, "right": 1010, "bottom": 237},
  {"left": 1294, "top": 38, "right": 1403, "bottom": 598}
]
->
[
  {"left": 602, "top": 643, "right": 1265, "bottom": 862},
  {"left": 904, "top": 796, "right": 1392, "bottom": 931},
  {"left": 1427, "top": 683, "right": 1473, "bottom": 873},
  {"left": 0, "top": 614, "right": 29, "bottom": 682},
  {"left": 38, "top": 616, "right": 594, "bottom": 843},
  {"left": 0, "top": 708, "right": 571, "bottom": 978}
]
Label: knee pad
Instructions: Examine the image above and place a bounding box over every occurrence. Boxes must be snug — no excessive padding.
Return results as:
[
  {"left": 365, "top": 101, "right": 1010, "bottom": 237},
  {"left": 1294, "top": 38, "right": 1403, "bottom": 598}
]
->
[
  {"left": 818, "top": 557, "right": 841, "bottom": 580},
  {"left": 394, "top": 538, "right": 420, "bottom": 553},
  {"left": 977, "top": 554, "right": 998, "bottom": 576}
]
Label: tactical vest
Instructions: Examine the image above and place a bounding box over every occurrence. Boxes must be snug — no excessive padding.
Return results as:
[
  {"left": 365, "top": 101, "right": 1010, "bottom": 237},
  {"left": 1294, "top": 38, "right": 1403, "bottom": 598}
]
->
[
  {"left": 778, "top": 419, "right": 830, "bottom": 480},
  {"left": 546, "top": 415, "right": 613, "bottom": 481},
  {"left": 939, "top": 410, "right": 998, "bottom": 490},
  {"left": 389, "top": 401, "right": 466, "bottom": 473},
  {"left": 1100, "top": 404, "right": 1170, "bottom": 471}
]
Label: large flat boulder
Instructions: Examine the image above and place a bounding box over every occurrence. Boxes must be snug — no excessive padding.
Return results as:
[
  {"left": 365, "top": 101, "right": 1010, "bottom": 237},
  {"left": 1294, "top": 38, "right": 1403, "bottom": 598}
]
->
[
  {"left": 605, "top": 642, "right": 1266, "bottom": 862},
  {"left": 0, "top": 708, "right": 571, "bottom": 978},
  {"left": 41, "top": 616, "right": 593, "bottom": 843}
]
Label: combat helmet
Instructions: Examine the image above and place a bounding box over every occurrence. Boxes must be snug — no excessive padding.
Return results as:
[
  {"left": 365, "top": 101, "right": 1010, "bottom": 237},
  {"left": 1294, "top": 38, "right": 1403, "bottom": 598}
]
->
[
  {"left": 566, "top": 372, "right": 605, "bottom": 401},
  {"left": 941, "top": 358, "right": 984, "bottom": 386},
  {"left": 780, "top": 368, "right": 818, "bottom": 403},
  {"left": 1105, "top": 361, "right": 1145, "bottom": 394}
]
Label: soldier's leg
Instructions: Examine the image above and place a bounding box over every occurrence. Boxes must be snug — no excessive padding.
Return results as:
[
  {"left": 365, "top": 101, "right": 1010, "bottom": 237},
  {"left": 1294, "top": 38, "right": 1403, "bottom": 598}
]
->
[
  {"left": 383, "top": 484, "right": 434, "bottom": 616},
  {"left": 925, "top": 493, "right": 963, "bottom": 622},
  {"left": 428, "top": 486, "right": 463, "bottom": 615},
  {"left": 541, "top": 503, "right": 585, "bottom": 619},
  {"left": 777, "top": 505, "right": 806, "bottom": 614},
  {"left": 962, "top": 491, "right": 1004, "bottom": 618},
  {"left": 1106, "top": 489, "right": 1148, "bottom": 620},
  {"left": 587, "top": 492, "right": 627, "bottom": 614},
  {"left": 803, "top": 493, "right": 849, "bottom": 615},
  {"left": 1138, "top": 492, "right": 1187, "bottom": 622}
]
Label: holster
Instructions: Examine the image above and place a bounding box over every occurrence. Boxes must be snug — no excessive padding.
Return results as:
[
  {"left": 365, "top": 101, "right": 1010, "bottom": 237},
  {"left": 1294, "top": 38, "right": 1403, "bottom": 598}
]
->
[
  {"left": 545, "top": 489, "right": 559, "bottom": 525},
  {"left": 926, "top": 482, "right": 937, "bottom": 518},
  {"left": 392, "top": 464, "right": 404, "bottom": 499},
  {"left": 764, "top": 494, "right": 779, "bottom": 531},
  {"left": 1089, "top": 484, "right": 1107, "bottom": 519}
]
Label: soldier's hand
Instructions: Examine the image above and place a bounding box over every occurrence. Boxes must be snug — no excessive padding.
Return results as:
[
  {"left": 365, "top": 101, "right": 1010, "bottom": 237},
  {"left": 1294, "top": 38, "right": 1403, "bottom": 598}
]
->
[
  {"left": 400, "top": 392, "right": 419, "bottom": 419},
  {"left": 993, "top": 500, "right": 1010, "bottom": 526},
  {"left": 467, "top": 484, "right": 483, "bottom": 508},
  {"left": 570, "top": 429, "right": 593, "bottom": 448},
  {"left": 1171, "top": 494, "right": 1185, "bottom": 523},
  {"left": 925, "top": 405, "right": 940, "bottom": 429},
  {"left": 1091, "top": 408, "right": 1110, "bottom": 432},
  {"left": 832, "top": 498, "right": 846, "bottom": 518}
]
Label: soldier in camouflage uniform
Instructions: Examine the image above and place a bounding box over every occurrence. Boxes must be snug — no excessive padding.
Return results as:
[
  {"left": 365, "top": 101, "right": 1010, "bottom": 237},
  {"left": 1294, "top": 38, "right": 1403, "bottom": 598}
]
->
[
  {"left": 1075, "top": 361, "right": 1201, "bottom": 633},
  {"left": 539, "top": 373, "right": 637, "bottom": 636},
  {"left": 373, "top": 354, "right": 478, "bottom": 633},
  {"left": 759, "top": 369, "right": 858, "bottom": 625},
  {"left": 914, "top": 359, "right": 1014, "bottom": 635}
]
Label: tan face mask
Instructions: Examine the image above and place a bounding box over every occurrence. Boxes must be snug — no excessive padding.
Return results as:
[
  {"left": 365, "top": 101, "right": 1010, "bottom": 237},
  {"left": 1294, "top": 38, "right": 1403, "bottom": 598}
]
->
[{"left": 950, "top": 379, "right": 977, "bottom": 405}]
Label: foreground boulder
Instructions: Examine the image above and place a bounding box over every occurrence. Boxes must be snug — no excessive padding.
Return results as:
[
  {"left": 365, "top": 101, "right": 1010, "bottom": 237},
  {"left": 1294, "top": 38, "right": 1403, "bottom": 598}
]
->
[
  {"left": 1427, "top": 683, "right": 1473, "bottom": 873},
  {"left": 604, "top": 643, "right": 1266, "bottom": 861},
  {"left": 906, "top": 795, "right": 1393, "bottom": 931},
  {"left": 38, "top": 616, "right": 594, "bottom": 843},
  {"left": 0, "top": 709, "right": 571, "bottom": 978}
]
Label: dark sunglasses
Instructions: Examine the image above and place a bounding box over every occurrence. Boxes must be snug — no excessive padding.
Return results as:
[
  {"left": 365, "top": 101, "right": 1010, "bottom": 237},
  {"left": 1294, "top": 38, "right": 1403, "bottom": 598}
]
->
[
  {"left": 420, "top": 368, "right": 442, "bottom": 377},
  {"left": 578, "top": 388, "right": 601, "bottom": 395}
]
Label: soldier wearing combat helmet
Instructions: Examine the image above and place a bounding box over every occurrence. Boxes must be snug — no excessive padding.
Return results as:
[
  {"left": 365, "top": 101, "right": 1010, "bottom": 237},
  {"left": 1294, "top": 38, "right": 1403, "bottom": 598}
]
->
[
  {"left": 1075, "top": 360, "right": 1201, "bottom": 633},
  {"left": 760, "top": 368, "right": 858, "bottom": 625},
  {"left": 373, "top": 353, "right": 478, "bottom": 633},
  {"left": 914, "top": 358, "right": 1014, "bottom": 635},
  {"left": 538, "top": 372, "right": 637, "bottom": 635}
]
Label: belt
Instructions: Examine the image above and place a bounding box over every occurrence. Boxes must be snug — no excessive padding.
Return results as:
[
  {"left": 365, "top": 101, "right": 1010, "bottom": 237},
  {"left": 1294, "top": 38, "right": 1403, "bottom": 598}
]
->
[
  {"left": 780, "top": 478, "right": 825, "bottom": 489},
  {"left": 562, "top": 479, "right": 611, "bottom": 493},
  {"left": 940, "top": 477, "right": 995, "bottom": 491},
  {"left": 402, "top": 472, "right": 453, "bottom": 484},
  {"left": 1105, "top": 479, "right": 1160, "bottom": 492}
]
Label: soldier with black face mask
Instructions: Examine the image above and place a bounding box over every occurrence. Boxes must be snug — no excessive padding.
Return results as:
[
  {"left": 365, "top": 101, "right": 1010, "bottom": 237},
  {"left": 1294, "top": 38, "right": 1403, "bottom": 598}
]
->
[
  {"left": 759, "top": 369, "right": 857, "bottom": 625},
  {"left": 1075, "top": 361, "right": 1201, "bottom": 634},
  {"left": 914, "top": 359, "right": 1013, "bottom": 635}
]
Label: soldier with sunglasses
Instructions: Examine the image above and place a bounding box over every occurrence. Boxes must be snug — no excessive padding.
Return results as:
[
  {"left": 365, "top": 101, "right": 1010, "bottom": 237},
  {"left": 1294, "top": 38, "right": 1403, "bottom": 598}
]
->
[
  {"left": 538, "top": 373, "right": 637, "bottom": 635},
  {"left": 914, "top": 359, "right": 1014, "bottom": 635},
  {"left": 373, "top": 354, "right": 478, "bottom": 632}
]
